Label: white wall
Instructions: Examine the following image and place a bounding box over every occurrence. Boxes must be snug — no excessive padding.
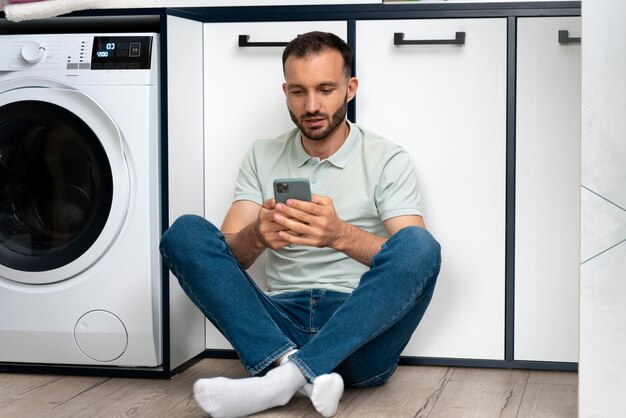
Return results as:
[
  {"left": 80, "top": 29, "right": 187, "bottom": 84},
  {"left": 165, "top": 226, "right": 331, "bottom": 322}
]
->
[{"left": 579, "top": 1, "right": 626, "bottom": 417}]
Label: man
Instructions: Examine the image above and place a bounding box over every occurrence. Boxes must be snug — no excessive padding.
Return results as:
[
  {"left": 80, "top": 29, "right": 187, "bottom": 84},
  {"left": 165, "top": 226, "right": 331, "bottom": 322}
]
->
[{"left": 160, "top": 31, "right": 441, "bottom": 418}]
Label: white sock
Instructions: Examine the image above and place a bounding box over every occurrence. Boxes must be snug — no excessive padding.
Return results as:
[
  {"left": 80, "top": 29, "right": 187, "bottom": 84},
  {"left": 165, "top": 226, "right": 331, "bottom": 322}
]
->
[
  {"left": 283, "top": 353, "right": 344, "bottom": 417},
  {"left": 300, "top": 373, "right": 345, "bottom": 417},
  {"left": 193, "top": 361, "right": 306, "bottom": 418}
]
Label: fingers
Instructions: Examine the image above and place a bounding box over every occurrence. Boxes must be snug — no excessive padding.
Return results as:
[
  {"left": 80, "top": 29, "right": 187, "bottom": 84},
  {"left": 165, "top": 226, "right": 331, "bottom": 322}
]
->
[
  {"left": 285, "top": 194, "right": 330, "bottom": 212},
  {"left": 275, "top": 195, "right": 330, "bottom": 220},
  {"left": 272, "top": 195, "right": 340, "bottom": 248},
  {"left": 277, "top": 230, "right": 315, "bottom": 247},
  {"left": 274, "top": 204, "right": 314, "bottom": 226},
  {"left": 273, "top": 211, "right": 311, "bottom": 235},
  {"left": 257, "top": 199, "right": 292, "bottom": 249}
]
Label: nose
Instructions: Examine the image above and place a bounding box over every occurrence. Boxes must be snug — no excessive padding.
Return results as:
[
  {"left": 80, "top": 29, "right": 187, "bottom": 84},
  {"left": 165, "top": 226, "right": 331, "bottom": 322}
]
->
[{"left": 304, "top": 92, "right": 321, "bottom": 114}]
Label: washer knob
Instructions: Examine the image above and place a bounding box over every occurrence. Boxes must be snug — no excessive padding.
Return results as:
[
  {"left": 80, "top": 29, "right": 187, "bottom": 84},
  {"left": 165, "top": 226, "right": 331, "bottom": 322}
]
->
[{"left": 21, "top": 41, "right": 46, "bottom": 64}]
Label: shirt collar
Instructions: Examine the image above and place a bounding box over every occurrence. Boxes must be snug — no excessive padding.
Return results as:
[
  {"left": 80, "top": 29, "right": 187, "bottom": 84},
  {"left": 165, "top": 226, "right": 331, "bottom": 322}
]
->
[{"left": 294, "top": 120, "right": 361, "bottom": 168}]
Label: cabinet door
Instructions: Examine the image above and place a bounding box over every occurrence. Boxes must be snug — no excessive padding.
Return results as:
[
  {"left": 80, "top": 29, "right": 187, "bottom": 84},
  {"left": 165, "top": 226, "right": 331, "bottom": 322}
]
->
[
  {"left": 203, "top": 21, "right": 347, "bottom": 349},
  {"left": 356, "top": 19, "right": 507, "bottom": 359},
  {"left": 515, "top": 17, "right": 581, "bottom": 363}
]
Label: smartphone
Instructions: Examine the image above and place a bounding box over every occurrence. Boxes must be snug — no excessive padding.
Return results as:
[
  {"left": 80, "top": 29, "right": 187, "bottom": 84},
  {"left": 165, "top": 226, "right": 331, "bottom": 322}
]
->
[{"left": 273, "top": 178, "right": 312, "bottom": 204}]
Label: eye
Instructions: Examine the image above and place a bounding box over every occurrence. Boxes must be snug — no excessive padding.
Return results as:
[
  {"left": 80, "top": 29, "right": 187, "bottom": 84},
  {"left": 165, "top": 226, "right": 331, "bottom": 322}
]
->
[
  {"left": 320, "top": 88, "right": 335, "bottom": 95},
  {"left": 290, "top": 89, "right": 305, "bottom": 96}
]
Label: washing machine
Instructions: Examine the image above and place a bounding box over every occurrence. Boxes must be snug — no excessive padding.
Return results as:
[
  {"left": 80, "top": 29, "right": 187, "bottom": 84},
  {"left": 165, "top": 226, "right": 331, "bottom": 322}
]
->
[{"left": 0, "top": 33, "right": 162, "bottom": 367}]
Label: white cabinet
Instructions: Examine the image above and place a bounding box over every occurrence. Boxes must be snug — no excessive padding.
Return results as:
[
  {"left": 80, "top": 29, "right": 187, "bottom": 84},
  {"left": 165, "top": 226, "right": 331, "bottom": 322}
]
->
[
  {"left": 515, "top": 16, "right": 581, "bottom": 363},
  {"left": 166, "top": 15, "right": 208, "bottom": 369},
  {"left": 162, "top": 0, "right": 379, "bottom": 5},
  {"left": 355, "top": 19, "right": 508, "bottom": 359},
  {"left": 198, "top": 15, "right": 580, "bottom": 363},
  {"left": 203, "top": 21, "right": 348, "bottom": 349}
]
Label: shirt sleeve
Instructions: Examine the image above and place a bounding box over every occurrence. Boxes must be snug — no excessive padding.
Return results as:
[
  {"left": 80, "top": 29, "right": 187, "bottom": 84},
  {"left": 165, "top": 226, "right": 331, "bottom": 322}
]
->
[
  {"left": 233, "top": 143, "right": 264, "bottom": 206},
  {"left": 375, "top": 147, "right": 423, "bottom": 221}
]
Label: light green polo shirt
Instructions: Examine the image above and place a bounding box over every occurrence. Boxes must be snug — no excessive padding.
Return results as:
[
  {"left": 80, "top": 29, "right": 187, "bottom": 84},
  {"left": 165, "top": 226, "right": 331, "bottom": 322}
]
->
[{"left": 233, "top": 120, "right": 422, "bottom": 294}]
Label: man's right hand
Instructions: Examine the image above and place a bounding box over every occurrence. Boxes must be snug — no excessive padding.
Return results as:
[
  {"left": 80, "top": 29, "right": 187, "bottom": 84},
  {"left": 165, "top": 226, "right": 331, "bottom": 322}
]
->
[
  {"left": 221, "top": 198, "right": 306, "bottom": 269},
  {"left": 255, "top": 198, "right": 292, "bottom": 250}
]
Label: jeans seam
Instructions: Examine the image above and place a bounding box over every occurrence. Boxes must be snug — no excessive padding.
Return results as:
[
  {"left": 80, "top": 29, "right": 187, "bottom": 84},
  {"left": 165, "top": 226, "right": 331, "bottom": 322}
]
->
[
  {"left": 289, "top": 354, "right": 317, "bottom": 382},
  {"left": 309, "top": 290, "right": 314, "bottom": 332},
  {"left": 248, "top": 343, "right": 298, "bottom": 376}
]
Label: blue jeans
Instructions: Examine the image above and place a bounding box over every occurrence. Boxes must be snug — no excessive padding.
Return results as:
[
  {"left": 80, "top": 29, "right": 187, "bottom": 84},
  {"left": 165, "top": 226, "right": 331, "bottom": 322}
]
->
[{"left": 160, "top": 215, "right": 441, "bottom": 387}]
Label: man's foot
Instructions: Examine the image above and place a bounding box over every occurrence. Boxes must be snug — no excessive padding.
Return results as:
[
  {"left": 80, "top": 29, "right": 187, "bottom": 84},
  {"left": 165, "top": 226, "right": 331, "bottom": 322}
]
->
[
  {"left": 300, "top": 373, "right": 345, "bottom": 417},
  {"left": 193, "top": 361, "right": 306, "bottom": 417}
]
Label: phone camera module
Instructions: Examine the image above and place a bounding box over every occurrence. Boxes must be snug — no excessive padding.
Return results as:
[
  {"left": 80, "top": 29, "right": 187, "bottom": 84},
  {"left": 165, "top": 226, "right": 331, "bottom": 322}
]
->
[{"left": 277, "top": 182, "right": 289, "bottom": 193}]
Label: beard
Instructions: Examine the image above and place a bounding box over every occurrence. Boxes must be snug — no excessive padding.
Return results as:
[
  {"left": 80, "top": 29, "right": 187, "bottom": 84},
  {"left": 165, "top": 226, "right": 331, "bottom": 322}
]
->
[{"left": 288, "top": 95, "right": 348, "bottom": 141}]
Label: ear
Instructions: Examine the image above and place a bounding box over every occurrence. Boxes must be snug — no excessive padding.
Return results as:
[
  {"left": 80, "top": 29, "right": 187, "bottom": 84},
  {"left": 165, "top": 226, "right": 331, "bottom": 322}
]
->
[
  {"left": 282, "top": 82, "right": 288, "bottom": 96},
  {"left": 346, "top": 77, "right": 358, "bottom": 102}
]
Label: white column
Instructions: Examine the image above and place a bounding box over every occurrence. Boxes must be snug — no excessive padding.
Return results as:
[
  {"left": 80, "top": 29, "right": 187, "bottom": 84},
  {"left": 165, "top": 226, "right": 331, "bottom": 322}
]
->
[{"left": 579, "top": 1, "right": 626, "bottom": 417}]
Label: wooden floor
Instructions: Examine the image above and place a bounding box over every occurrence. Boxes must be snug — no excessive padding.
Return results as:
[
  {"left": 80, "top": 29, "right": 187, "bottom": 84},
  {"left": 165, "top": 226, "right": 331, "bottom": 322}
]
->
[{"left": 0, "top": 358, "right": 577, "bottom": 417}]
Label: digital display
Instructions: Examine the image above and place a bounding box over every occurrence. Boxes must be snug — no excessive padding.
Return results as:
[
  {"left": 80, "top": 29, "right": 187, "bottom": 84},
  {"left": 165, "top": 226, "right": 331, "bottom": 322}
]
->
[
  {"left": 96, "top": 43, "right": 116, "bottom": 58},
  {"left": 90, "top": 36, "right": 152, "bottom": 70}
]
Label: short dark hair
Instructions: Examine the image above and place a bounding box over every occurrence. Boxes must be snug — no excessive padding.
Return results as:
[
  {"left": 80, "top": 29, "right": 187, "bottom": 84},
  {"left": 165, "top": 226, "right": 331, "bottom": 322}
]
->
[{"left": 282, "top": 31, "right": 353, "bottom": 78}]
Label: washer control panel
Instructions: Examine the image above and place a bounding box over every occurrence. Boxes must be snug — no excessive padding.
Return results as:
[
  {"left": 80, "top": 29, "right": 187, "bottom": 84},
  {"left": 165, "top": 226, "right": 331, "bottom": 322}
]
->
[
  {"left": 91, "top": 36, "right": 153, "bottom": 70},
  {"left": 0, "top": 34, "right": 154, "bottom": 72}
]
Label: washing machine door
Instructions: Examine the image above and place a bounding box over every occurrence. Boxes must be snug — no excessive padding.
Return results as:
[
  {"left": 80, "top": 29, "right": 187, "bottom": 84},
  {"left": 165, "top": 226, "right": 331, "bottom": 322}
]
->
[{"left": 0, "top": 84, "right": 130, "bottom": 284}]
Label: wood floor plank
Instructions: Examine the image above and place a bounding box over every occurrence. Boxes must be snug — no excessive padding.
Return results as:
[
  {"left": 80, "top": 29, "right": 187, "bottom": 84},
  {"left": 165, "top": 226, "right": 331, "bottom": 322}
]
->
[
  {"left": 69, "top": 359, "right": 239, "bottom": 418},
  {"left": 0, "top": 361, "right": 579, "bottom": 418},
  {"left": 517, "top": 371, "right": 577, "bottom": 418},
  {"left": 0, "top": 373, "right": 64, "bottom": 409},
  {"left": 427, "top": 367, "right": 529, "bottom": 418},
  {"left": 336, "top": 366, "right": 454, "bottom": 418},
  {"left": 527, "top": 370, "right": 578, "bottom": 385},
  {"left": 221, "top": 361, "right": 250, "bottom": 378},
  {"left": 0, "top": 375, "right": 111, "bottom": 418}
]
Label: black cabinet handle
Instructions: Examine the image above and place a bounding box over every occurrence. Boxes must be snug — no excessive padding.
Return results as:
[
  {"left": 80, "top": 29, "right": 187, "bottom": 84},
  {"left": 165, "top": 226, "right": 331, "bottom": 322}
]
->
[
  {"left": 394, "top": 32, "right": 466, "bottom": 46},
  {"left": 238, "top": 35, "right": 289, "bottom": 48},
  {"left": 558, "top": 30, "right": 581, "bottom": 44}
]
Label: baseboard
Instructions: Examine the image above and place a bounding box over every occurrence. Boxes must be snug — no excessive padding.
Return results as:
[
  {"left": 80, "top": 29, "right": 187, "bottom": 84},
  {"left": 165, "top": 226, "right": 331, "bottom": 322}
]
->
[{"left": 202, "top": 349, "right": 578, "bottom": 372}]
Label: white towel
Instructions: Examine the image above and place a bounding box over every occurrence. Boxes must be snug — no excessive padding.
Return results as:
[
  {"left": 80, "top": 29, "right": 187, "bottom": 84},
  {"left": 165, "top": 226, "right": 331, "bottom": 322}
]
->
[{"left": 4, "top": 0, "right": 162, "bottom": 22}]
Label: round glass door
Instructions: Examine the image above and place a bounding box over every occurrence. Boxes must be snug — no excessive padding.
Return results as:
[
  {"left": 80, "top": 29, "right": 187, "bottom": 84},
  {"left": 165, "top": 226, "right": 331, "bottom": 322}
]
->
[
  {"left": 0, "top": 100, "right": 113, "bottom": 272},
  {"left": 0, "top": 85, "right": 129, "bottom": 284}
]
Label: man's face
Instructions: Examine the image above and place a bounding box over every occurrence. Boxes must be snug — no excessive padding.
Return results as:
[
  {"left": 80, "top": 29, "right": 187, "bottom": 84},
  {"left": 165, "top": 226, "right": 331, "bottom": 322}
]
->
[{"left": 282, "top": 49, "right": 357, "bottom": 142}]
